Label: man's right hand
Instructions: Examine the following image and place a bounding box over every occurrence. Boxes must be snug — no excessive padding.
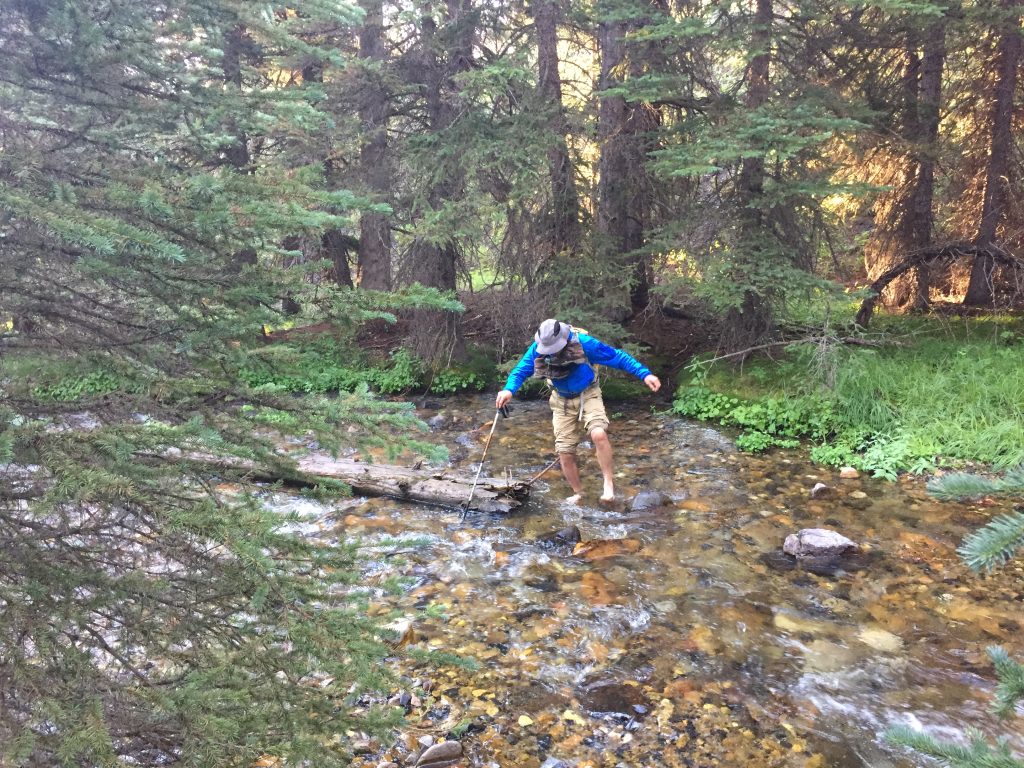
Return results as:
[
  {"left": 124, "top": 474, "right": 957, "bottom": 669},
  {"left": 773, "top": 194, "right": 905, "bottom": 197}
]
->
[{"left": 495, "top": 389, "right": 513, "bottom": 409}]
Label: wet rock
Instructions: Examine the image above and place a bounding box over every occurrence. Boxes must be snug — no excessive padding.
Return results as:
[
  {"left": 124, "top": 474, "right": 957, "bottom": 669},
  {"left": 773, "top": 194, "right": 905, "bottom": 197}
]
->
[
  {"left": 524, "top": 573, "right": 560, "bottom": 592},
  {"left": 857, "top": 626, "right": 903, "bottom": 653},
  {"left": 577, "top": 678, "right": 649, "bottom": 716},
  {"left": 426, "top": 413, "right": 448, "bottom": 430},
  {"left": 809, "top": 483, "right": 834, "bottom": 499},
  {"left": 415, "top": 741, "right": 462, "bottom": 767},
  {"left": 540, "top": 758, "right": 569, "bottom": 768},
  {"left": 536, "top": 525, "right": 582, "bottom": 549},
  {"left": 572, "top": 538, "right": 643, "bottom": 561},
  {"left": 839, "top": 466, "right": 860, "bottom": 479},
  {"left": 377, "top": 763, "right": 399, "bottom": 768},
  {"left": 630, "top": 490, "right": 670, "bottom": 512},
  {"left": 783, "top": 528, "right": 857, "bottom": 558}
]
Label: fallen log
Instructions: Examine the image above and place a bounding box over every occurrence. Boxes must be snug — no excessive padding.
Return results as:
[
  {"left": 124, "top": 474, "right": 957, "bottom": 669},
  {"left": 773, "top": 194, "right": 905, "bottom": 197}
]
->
[
  {"left": 176, "top": 452, "right": 530, "bottom": 514},
  {"left": 294, "top": 455, "right": 529, "bottom": 514}
]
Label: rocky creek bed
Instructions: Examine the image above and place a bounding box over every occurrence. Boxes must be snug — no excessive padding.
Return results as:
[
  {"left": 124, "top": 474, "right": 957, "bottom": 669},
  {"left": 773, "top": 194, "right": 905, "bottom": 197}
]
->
[{"left": 268, "top": 395, "right": 1024, "bottom": 768}]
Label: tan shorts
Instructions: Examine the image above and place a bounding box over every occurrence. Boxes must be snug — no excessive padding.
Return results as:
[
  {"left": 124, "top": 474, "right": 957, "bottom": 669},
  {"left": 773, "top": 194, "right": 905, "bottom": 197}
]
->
[{"left": 549, "top": 384, "right": 610, "bottom": 455}]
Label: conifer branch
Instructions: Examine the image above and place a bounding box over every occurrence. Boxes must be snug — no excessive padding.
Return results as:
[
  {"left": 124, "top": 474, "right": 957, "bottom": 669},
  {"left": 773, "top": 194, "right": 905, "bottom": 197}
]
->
[{"left": 956, "top": 511, "right": 1024, "bottom": 573}]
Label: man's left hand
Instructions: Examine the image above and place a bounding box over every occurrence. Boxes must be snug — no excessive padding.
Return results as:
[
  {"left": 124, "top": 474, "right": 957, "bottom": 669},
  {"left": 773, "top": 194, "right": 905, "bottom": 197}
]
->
[{"left": 644, "top": 374, "right": 661, "bottom": 393}]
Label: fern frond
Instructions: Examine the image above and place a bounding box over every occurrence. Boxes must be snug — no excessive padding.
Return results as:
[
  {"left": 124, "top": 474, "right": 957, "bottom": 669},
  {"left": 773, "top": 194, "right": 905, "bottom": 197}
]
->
[{"left": 957, "top": 511, "right": 1024, "bottom": 573}]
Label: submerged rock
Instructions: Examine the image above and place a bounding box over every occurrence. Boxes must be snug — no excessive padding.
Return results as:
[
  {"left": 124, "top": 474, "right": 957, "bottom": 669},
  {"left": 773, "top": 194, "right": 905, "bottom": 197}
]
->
[
  {"left": 573, "top": 538, "right": 643, "bottom": 561},
  {"left": 536, "top": 525, "right": 582, "bottom": 549},
  {"left": 809, "top": 483, "right": 834, "bottom": 499},
  {"left": 783, "top": 528, "right": 857, "bottom": 558},
  {"left": 577, "top": 678, "right": 649, "bottom": 716},
  {"left": 630, "top": 490, "right": 670, "bottom": 512},
  {"left": 415, "top": 741, "right": 462, "bottom": 767}
]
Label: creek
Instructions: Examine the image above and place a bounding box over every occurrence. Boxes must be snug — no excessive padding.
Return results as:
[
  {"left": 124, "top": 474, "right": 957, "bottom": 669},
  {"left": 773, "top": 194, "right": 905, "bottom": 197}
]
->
[{"left": 278, "top": 394, "right": 1024, "bottom": 767}]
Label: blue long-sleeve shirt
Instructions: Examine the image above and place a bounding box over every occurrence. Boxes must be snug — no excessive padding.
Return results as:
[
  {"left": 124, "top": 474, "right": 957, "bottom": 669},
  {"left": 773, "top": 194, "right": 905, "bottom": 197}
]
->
[{"left": 503, "top": 332, "right": 652, "bottom": 398}]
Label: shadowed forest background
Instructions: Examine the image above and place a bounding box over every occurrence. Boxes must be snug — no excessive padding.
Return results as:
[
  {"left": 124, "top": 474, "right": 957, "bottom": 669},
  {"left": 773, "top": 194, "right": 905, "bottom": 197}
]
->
[{"left": 2, "top": 0, "right": 1024, "bottom": 766}]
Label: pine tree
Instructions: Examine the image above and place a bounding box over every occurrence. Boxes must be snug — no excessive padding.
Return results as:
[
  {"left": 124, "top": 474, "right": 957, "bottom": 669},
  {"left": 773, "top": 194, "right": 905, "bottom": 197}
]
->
[{"left": 0, "top": 1, "right": 441, "bottom": 763}]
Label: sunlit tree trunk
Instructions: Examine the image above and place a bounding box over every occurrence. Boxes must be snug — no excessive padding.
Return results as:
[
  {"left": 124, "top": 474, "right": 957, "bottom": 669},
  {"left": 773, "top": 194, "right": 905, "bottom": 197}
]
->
[
  {"left": 909, "top": 19, "right": 945, "bottom": 309},
  {"left": 532, "top": 0, "right": 581, "bottom": 258},
  {"left": 964, "top": 0, "right": 1021, "bottom": 306}
]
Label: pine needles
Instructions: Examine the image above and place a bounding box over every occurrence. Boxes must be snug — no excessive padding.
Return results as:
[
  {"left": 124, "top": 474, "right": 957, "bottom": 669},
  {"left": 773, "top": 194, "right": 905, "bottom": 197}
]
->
[{"left": 957, "top": 511, "right": 1024, "bottom": 572}]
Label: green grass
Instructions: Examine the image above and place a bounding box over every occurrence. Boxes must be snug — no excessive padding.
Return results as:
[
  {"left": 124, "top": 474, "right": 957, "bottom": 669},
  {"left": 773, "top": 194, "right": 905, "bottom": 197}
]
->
[{"left": 675, "top": 314, "right": 1024, "bottom": 478}]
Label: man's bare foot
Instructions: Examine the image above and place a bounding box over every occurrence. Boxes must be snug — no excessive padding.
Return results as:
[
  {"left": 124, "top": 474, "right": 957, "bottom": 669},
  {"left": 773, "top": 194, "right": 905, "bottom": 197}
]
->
[
  {"left": 599, "top": 485, "right": 615, "bottom": 503},
  {"left": 565, "top": 493, "right": 583, "bottom": 505}
]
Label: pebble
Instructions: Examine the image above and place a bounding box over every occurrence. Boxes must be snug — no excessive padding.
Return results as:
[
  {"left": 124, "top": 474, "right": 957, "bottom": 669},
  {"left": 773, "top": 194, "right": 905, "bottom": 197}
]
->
[
  {"left": 848, "top": 490, "right": 868, "bottom": 499},
  {"left": 839, "top": 466, "right": 860, "bottom": 479}
]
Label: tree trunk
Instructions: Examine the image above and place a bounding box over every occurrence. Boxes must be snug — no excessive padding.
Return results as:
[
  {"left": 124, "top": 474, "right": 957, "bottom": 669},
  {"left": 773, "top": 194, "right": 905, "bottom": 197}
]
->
[
  {"left": 964, "top": 0, "right": 1021, "bottom": 306},
  {"left": 725, "top": 0, "right": 773, "bottom": 349},
  {"left": 596, "top": 4, "right": 657, "bottom": 315},
  {"left": 532, "top": 0, "right": 582, "bottom": 258},
  {"left": 223, "top": 25, "right": 258, "bottom": 272},
  {"left": 408, "top": 1, "right": 474, "bottom": 361},
  {"left": 323, "top": 229, "right": 355, "bottom": 288},
  {"left": 910, "top": 19, "right": 945, "bottom": 310},
  {"left": 357, "top": 0, "right": 393, "bottom": 291}
]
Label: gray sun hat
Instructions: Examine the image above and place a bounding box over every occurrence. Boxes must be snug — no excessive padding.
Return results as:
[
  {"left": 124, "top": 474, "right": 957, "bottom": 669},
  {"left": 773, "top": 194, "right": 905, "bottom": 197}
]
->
[{"left": 535, "top": 318, "right": 571, "bottom": 355}]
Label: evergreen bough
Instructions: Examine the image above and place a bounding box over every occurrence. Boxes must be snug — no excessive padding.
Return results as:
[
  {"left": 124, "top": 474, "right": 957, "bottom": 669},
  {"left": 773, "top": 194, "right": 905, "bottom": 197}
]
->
[
  {"left": 0, "top": 1, "right": 448, "bottom": 765},
  {"left": 887, "top": 470, "right": 1024, "bottom": 767}
]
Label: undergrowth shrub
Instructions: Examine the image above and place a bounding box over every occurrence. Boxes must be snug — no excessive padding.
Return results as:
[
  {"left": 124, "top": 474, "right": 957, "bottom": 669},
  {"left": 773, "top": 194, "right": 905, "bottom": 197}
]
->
[{"left": 675, "top": 318, "right": 1024, "bottom": 478}]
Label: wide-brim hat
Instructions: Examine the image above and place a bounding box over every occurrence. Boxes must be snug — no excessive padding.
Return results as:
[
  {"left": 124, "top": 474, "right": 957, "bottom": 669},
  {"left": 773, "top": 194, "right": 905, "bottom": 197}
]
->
[{"left": 535, "top": 318, "right": 570, "bottom": 355}]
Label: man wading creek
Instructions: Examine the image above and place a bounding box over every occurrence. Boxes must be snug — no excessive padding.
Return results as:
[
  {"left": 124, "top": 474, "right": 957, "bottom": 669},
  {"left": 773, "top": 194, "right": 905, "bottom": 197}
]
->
[{"left": 496, "top": 319, "right": 662, "bottom": 503}]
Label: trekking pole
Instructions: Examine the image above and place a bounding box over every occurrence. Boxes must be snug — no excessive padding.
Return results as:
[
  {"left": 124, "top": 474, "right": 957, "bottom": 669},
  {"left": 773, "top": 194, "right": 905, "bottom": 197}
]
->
[
  {"left": 461, "top": 405, "right": 508, "bottom": 520},
  {"left": 525, "top": 457, "right": 560, "bottom": 486}
]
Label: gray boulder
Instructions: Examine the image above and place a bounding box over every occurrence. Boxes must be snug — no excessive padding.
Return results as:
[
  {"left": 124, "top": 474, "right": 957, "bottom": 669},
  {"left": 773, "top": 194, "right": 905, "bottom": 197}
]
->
[
  {"left": 783, "top": 528, "right": 857, "bottom": 558},
  {"left": 630, "top": 490, "right": 670, "bottom": 512}
]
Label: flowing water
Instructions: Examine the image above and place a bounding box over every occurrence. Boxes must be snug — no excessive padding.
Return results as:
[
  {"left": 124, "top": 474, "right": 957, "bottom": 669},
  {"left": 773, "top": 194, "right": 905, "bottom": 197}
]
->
[{"left": 280, "top": 395, "right": 1024, "bottom": 768}]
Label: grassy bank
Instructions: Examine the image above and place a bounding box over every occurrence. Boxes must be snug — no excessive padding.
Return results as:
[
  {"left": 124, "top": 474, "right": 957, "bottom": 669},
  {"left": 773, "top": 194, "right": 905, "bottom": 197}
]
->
[{"left": 673, "top": 314, "right": 1024, "bottom": 478}]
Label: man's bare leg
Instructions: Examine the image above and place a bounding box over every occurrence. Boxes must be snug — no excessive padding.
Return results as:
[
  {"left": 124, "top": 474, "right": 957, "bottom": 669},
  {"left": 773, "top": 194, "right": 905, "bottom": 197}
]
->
[
  {"left": 592, "top": 427, "right": 615, "bottom": 501},
  {"left": 559, "top": 452, "right": 584, "bottom": 503}
]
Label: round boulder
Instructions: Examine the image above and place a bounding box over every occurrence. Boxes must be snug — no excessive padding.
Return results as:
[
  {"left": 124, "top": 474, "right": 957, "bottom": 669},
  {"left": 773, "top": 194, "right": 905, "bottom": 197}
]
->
[{"left": 783, "top": 528, "right": 858, "bottom": 558}]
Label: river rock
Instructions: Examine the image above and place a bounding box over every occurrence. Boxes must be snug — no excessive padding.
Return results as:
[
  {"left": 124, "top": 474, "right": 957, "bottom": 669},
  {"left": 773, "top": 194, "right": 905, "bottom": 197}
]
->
[
  {"left": 809, "top": 483, "right": 834, "bottom": 499},
  {"left": 857, "top": 626, "right": 903, "bottom": 653},
  {"left": 537, "top": 525, "right": 582, "bottom": 549},
  {"left": 630, "top": 490, "right": 670, "bottom": 512},
  {"left": 573, "top": 538, "right": 643, "bottom": 561},
  {"left": 783, "top": 528, "right": 858, "bottom": 558},
  {"left": 415, "top": 741, "right": 462, "bottom": 767},
  {"left": 839, "top": 466, "right": 860, "bottom": 479},
  {"left": 426, "top": 413, "right": 448, "bottom": 430},
  {"left": 577, "top": 679, "right": 648, "bottom": 716}
]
